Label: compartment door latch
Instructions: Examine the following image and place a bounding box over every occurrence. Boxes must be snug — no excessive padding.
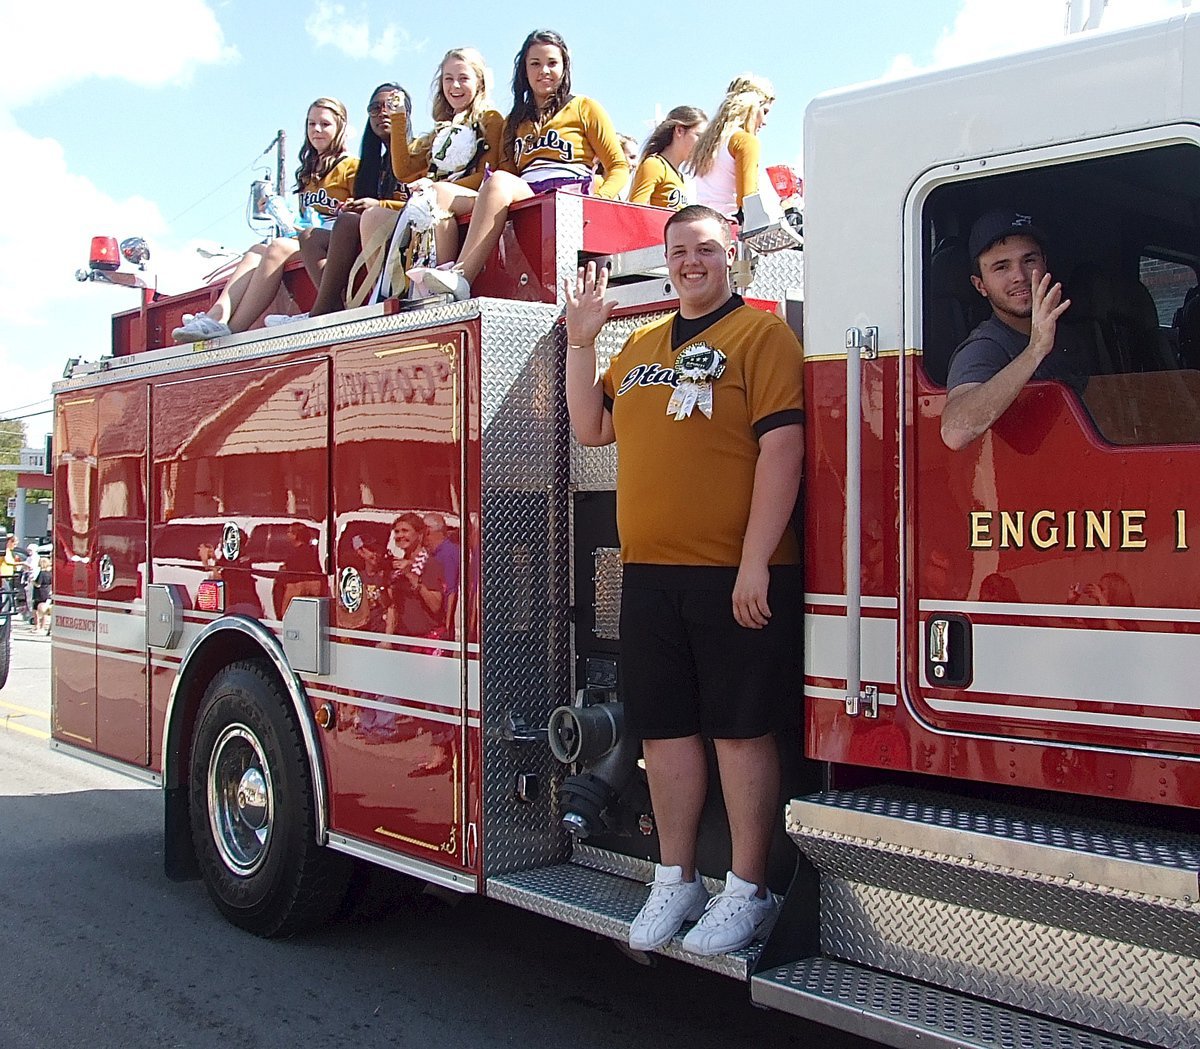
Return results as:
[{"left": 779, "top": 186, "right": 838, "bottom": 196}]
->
[{"left": 926, "top": 613, "right": 974, "bottom": 689}]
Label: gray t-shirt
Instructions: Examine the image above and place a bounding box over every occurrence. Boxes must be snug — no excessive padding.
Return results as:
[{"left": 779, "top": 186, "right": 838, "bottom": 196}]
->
[{"left": 946, "top": 315, "right": 1089, "bottom": 394}]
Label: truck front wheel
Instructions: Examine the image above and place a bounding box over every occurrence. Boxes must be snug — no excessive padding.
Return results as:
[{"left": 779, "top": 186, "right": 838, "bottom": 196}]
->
[{"left": 188, "top": 660, "right": 349, "bottom": 936}]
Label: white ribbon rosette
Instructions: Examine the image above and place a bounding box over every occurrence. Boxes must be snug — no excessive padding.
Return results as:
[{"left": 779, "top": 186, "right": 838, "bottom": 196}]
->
[
  {"left": 428, "top": 122, "right": 485, "bottom": 182},
  {"left": 666, "top": 343, "right": 728, "bottom": 420}
]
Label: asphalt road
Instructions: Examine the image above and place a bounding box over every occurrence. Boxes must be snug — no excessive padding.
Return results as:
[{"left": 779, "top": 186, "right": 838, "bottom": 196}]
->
[{"left": 0, "top": 627, "right": 878, "bottom": 1049}]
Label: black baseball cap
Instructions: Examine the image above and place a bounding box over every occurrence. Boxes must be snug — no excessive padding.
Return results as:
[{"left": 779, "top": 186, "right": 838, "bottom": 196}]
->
[{"left": 968, "top": 210, "right": 1046, "bottom": 261}]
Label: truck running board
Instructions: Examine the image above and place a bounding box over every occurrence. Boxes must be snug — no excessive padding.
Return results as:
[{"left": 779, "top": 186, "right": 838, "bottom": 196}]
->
[
  {"left": 751, "top": 957, "right": 1139, "bottom": 1049},
  {"left": 487, "top": 847, "right": 764, "bottom": 979},
  {"left": 780, "top": 786, "right": 1200, "bottom": 1048}
]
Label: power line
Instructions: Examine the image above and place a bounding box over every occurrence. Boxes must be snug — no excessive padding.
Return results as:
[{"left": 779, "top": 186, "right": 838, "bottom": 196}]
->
[
  {"left": 186, "top": 200, "right": 255, "bottom": 241},
  {"left": 167, "top": 159, "right": 258, "bottom": 225},
  {"left": 168, "top": 137, "right": 284, "bottom": 228},
  {"left": 0, "top": 398, "right": 51, "bottom": 418}
]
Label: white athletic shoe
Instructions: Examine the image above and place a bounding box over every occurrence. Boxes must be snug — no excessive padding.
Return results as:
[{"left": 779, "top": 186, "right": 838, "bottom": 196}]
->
[
  {"left": 627, "top": 864, "right": 709, "bottom": 951},
  {"left": 412, "top": 266, "right": 471, "bottom": 301},
  {"left": 172, "top": 312, "right": 231, "bottom": 343},
  {"left": 681, "top": 870, "right": 777, "bottom": 956},
  {"left": 264, "top": 312, "right": 308, "bottom": 327}
]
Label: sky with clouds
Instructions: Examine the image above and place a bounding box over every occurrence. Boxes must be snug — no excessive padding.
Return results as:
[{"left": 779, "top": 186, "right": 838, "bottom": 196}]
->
[{"left": 1, "top": 0, "right": 1189, "bottom": 446}]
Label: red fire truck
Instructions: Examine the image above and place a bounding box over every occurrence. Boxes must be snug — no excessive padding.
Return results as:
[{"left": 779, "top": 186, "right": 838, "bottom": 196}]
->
[{"left": 54, "top": 16, "right": 1200, "bottom": 1048}]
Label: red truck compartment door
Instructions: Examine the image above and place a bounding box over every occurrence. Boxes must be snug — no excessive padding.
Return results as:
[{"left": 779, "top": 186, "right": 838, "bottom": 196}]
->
[
  {"left": 51, "top": 394, "right": 98, "bottom": 750},
  {"left": 94, "top": 384, "right": 150, "bottom": 765}
]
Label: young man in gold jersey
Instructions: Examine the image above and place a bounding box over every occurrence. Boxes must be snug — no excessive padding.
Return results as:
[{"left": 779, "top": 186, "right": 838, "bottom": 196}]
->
[{"left": 565, "top": 204, "right": 804, "bottom": 956}]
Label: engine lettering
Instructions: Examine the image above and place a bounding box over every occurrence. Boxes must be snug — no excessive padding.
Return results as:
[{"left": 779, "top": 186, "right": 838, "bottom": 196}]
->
[{"left": 968, "top": 508, "right": 1180, "bottom": 551}]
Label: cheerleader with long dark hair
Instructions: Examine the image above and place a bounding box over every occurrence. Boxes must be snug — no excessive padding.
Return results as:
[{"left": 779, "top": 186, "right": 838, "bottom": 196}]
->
[{"left": 412, "top": 29, "right": 628, "bottom": 301}]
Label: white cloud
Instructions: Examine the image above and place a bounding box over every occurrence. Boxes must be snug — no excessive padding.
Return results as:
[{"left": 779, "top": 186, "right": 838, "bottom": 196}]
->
[
  {"left": 0, "top": 115, "right": 219, "bottom": 430},
  {"left": 884, "top": 0, "right": 1189, "bottom": 79},
  {"left": 304, "top": 1, "right": 425, "bottom": 62},
  {"left": 0, "top": 0, "right": 236, "bottom": 427},
  {"left": 0, "top": 117, "right": 166, "bottom": 327},
  {"left": 1, "top": 0, "right": 237, "bottom": 108}
]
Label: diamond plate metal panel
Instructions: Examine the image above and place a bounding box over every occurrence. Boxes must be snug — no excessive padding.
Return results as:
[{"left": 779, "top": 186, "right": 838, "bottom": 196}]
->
[
  {"left": 487, "top": 861, "right": 762, "bottom": 979},
  {"left": 792, "top": 787, "right": 1200, "bottom": 875},
  {"left": 799, "top": 831, "right": 1200, "bottom": 960},
  {"left": 592, "top": 547, "right": 622, "bottom": 640},
  {"left": 554, "top": 192, "right": 585, "bottom": 308},
  {"left": 788, "top": 789, "right": 1200, "bottom": 1047},
  {"left": 744, "top": 250, "right": 805, "bottom": 304},
  {"left": 478, "top": 299, "right": 574, "bottom": 876},
  {"left": 752, "top": 958, "right": 1138, "bottom": 1049},
  {"left": 821, "top": 877, "right": 1200, "bottom": 1049},
  {"left": 571, "top": 843, "right": 729, "bottom": 895}
]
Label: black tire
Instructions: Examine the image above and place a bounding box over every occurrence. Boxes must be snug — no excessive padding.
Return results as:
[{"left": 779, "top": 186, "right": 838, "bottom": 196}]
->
[
  {"left": 188, "top": 660, "right": 350, "bottom": 937},
  {"left": 0, "top": 616, "right": 10, "bottom": 690}
]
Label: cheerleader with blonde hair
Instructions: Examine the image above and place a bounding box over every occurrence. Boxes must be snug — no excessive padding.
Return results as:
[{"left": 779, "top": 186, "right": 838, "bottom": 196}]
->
[
  {"left": 309, "top": 47, "right": 504, "bottom": 314},
  {"left": 690, "top": 75, "right": 775, "bottom": 221}
]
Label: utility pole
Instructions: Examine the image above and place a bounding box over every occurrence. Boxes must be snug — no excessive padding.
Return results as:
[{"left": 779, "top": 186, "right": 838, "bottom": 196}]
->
[{"left": 275, "top": 130, "right": 286, "bottom": 197}]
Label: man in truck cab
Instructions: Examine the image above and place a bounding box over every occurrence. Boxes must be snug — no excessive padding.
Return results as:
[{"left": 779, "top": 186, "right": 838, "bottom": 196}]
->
[
  {"left": 564, "top": 204, "right": 804, "bottom": 956},
  {"left": 940, "top": 210, "right": 1090, "bottom": 450}
]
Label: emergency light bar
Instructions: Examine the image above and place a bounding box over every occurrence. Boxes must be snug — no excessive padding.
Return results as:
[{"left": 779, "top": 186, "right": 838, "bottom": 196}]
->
[
  {"left": 89, "top": 236, "right": 121, "bottom": 272},
  {"left": 76, "top": 234, "right": 153, "bottom": 290}
]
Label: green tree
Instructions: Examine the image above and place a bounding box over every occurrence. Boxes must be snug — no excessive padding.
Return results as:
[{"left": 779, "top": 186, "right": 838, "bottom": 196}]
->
[{"left": 0, "top": 419, "right": 28, "bottom": 533}]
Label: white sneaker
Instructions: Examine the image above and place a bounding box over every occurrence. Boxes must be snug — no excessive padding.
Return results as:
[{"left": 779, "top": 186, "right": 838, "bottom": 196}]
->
[
  {"left": 627, "top": 864, "right": 709, "bottom": 951},
  {"left": 413, "top": 266, "right": 471, "bottom": 301},
  {"left": 264, "top": 312, "right": 308, "bottom": 327},
  {"left": 680, "top": 870, "right": 777, "bottom": 956},
  {"left": 172, "top": 312, "right": 231, "bottom": 343},
  {"left": 171, "top": 315, "right": 195, "bottom": 342}
]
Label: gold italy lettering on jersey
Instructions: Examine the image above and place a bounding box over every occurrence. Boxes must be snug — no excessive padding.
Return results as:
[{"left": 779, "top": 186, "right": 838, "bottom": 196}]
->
[
  {"left": 968, "top": 508, "right": 1184, "bottom": 551},
  {"left": 516, "top": 129, "right": 575, "bottom": 164},
  {"left": 299, "top": 187, "right": 341, "bottom": 213}
]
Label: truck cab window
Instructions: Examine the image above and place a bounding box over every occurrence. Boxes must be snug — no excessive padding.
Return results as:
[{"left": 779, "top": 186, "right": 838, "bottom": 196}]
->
[{"left": 922, "top": 141, "right": 1200, "bottom": 447}]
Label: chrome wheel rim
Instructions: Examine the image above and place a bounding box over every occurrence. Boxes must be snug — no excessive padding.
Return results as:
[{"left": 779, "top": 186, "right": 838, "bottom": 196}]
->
[{"left": 207, "top": 723, "right": 274, "bottom": 875}]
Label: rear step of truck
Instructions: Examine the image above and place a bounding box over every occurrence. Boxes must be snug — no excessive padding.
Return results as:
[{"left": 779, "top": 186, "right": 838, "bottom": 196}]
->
[
  {"left": 487, "top": 844, "right": 765, "bottom": 979},
  {"left": 751, "top": 957, "right": 1140, "bottom": 1049},
  {"left": 767, "top": 786, "right": 1200, "bottom": 1049}
]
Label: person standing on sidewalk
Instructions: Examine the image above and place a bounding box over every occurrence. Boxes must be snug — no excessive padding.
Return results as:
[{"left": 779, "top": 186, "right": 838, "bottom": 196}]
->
[
  {"left": 33, "top": 556, "right": 52, "bottom": 634},
  {"left": 1, "top": 536, "right": 19, "bottom": 612},
  {"left": 23, "top": 544, "right": 40, "bottom": 624},
  {"left": 564, "top": 204, "right": 804, "bottom": 956}
]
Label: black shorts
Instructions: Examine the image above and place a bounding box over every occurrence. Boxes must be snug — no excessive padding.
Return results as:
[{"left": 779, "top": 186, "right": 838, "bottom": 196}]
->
[{"left": 619, "top": 565, "right": 802, "bottom": 740}]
